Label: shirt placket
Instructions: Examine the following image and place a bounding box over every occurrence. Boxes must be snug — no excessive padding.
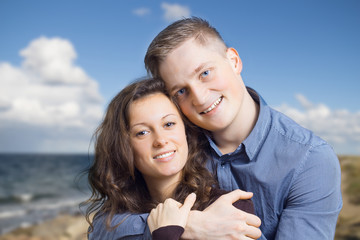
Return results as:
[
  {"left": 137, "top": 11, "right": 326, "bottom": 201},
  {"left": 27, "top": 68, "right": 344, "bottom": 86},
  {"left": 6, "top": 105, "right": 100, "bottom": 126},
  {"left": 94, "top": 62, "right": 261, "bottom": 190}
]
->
[{"left": 217, "top": 155, "right": 233, "bottom": 191}]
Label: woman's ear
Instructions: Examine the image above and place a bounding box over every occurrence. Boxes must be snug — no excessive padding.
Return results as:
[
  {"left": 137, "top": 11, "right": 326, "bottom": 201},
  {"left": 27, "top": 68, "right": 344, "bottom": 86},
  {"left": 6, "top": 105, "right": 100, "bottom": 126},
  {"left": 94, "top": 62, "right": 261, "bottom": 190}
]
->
[{"left": 226, "top": 47, "right": 243, "bottom": 74}]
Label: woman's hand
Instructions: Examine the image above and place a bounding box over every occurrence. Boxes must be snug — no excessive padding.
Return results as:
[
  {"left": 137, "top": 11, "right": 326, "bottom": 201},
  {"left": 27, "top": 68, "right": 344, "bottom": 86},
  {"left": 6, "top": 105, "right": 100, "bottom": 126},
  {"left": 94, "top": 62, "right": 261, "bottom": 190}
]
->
[{"left": 147, "top": 193, "right": 196, "bottom": 233}]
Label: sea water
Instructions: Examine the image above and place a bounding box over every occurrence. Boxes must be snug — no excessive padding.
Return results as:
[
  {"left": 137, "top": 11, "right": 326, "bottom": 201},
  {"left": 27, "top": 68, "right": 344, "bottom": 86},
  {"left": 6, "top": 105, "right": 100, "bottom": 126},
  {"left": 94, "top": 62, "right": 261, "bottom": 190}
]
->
[{"left": 0, "top": 153, "right": 92, "bottom": 234}]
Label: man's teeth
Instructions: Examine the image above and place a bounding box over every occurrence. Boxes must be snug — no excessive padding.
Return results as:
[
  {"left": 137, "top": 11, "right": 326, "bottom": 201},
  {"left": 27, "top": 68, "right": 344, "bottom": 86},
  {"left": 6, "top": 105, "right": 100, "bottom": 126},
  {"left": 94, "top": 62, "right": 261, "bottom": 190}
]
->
[
  {"left": 154, "top": 151, "right": 174, "bottom": 159},
  {"left": 203, "top": 97, "right": 223, "bottom": 114}
]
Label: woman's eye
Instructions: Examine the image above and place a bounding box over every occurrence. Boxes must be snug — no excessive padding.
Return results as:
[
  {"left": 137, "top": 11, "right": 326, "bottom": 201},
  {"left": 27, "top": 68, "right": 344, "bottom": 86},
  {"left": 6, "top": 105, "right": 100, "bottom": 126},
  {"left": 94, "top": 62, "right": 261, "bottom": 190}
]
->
[
  {"left": 201, "top": 70, "right": 210, "bottom": 78},
  {"left": 164, "top": 122, "right": 175, "bottom": 128},
  {"left": 136, "top": 130, "right": 148, "bottom": 137}
]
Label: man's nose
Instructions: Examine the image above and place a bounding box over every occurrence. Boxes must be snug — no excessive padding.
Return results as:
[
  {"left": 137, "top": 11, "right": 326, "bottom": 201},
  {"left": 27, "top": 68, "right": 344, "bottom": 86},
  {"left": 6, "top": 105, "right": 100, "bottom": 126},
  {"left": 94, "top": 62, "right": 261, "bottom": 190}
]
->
[{"left": 191, "top": 84, "right": 207, "bottom": 106}]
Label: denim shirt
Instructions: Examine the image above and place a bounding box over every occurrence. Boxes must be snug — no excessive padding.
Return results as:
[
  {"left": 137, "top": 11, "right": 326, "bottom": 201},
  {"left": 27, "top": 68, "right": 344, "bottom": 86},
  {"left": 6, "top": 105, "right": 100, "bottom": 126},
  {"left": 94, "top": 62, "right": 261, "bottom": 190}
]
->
[
  {"left": 206, "top": 89, "right": 342, "bottom": 239},
  {"left": 88, "top": 89, "right": 342, "bottom": 240}
]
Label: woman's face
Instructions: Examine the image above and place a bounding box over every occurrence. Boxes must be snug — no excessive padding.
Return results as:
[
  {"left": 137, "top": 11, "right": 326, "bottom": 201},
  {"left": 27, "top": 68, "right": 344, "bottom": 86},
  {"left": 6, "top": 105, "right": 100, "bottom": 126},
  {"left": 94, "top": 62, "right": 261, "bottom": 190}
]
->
[{"left": 129, "top": 93, "right": 188, "bottom": 187}]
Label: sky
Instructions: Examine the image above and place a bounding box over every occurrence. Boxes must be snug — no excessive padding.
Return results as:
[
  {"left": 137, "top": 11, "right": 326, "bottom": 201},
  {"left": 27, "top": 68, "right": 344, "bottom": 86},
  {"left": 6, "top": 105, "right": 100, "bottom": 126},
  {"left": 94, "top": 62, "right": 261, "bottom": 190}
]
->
[{"left": 0, "top": 0, "right": 359, "bottom": 155}]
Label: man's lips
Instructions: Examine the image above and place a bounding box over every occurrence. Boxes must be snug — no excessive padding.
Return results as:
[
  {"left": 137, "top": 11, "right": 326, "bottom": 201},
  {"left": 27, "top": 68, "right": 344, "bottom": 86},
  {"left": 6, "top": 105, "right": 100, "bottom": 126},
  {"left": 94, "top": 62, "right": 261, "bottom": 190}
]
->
[{"left": 201, "top": 96, "right": 223, "bottom": 114}]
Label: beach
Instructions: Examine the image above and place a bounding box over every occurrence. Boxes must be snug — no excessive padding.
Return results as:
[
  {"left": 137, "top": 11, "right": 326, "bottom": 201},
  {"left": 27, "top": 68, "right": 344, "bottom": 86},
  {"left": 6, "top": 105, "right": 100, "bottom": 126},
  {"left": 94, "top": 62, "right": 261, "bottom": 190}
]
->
[
  {"left": 0, "top": 154, "right": 359, "bottom": 240},
  {"left": 0, "top": 213, "right": 88, "bottom": 240},
  {"left": 0, "top": 154, "right": 91, "bottom": 236}
]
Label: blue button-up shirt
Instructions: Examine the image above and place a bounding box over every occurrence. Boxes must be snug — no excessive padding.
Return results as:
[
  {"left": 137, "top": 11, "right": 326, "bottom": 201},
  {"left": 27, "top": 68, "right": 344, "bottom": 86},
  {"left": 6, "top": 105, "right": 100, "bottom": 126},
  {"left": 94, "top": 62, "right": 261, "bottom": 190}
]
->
[
  {"left": 89, "top": 89, "right": 342, "bottom": 240},
  {"left": 206, "top": 89, "right": 342, "bottom": 239}
]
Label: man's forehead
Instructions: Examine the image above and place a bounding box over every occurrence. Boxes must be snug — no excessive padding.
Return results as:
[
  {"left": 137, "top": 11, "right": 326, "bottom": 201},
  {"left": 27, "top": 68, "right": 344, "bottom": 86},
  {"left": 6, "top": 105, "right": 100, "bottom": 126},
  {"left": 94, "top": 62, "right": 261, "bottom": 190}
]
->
[{"left": 159, "top": 38, "right": 226, "bottom": 90}]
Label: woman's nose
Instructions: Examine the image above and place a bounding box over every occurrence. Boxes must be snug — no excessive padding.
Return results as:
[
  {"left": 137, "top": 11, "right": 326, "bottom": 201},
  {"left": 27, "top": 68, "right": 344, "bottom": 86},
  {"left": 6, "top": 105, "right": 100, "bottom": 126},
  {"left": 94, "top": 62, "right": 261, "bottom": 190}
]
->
[{"left": 153, "top": 134, "right": 168, "bottom": 147}]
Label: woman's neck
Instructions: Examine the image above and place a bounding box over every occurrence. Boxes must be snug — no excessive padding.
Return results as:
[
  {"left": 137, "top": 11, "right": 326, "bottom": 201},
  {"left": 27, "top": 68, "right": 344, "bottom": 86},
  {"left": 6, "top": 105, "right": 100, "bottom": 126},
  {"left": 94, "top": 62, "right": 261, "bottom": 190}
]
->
[{"left": 144, "top": 174, "right": 181, "bottom": 203}]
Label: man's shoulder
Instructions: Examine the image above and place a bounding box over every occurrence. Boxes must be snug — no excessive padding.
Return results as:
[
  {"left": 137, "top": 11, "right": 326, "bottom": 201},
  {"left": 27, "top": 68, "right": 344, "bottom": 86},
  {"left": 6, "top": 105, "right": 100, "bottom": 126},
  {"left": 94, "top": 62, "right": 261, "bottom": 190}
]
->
[
  {"left": 248, "top": 91, "right": 330, "bottom": 158},
  {"left": 267, "top": 106, "right": 327, "bottom": 148},
  {"left": 259, "top": 106, "right": 339, "bottom": 168}
]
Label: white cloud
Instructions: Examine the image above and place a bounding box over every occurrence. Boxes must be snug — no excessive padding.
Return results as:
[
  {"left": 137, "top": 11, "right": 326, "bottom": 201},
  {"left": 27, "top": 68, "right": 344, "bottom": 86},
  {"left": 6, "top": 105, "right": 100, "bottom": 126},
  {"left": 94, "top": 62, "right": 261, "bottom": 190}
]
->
[
  {"left": 276, "top": 94, "right": 360, "bottom": 155},
  {"left": 0, "top": 37, "right": 104, "bottom": 153},
  {"left": 161, "top": 2, "right": 190, "bottom": 22},
  {"left": 133, "top": 7, "right": 151, "bottom": 16}
]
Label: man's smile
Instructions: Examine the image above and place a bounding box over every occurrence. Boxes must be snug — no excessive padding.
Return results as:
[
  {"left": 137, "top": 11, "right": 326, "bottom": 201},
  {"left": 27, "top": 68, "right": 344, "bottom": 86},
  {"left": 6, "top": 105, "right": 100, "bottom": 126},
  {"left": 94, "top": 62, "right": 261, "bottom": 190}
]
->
[{"left": 201, "top": 96, "right": 223, "bottom": 114}]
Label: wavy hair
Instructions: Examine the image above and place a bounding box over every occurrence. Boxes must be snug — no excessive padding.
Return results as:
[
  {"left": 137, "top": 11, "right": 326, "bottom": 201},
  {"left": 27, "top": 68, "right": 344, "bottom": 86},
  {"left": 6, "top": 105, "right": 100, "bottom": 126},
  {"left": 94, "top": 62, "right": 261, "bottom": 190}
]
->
[{"left": 84, "top": 78, "right": 217, "bottom": 232}]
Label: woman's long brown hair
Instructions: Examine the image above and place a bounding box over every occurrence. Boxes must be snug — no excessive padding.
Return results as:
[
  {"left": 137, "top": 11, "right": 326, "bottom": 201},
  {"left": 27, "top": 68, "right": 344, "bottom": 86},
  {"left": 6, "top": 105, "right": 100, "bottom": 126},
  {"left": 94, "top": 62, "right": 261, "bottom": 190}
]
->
[{"left": 84, "top": 78, "right": 218, "bottom": 232}]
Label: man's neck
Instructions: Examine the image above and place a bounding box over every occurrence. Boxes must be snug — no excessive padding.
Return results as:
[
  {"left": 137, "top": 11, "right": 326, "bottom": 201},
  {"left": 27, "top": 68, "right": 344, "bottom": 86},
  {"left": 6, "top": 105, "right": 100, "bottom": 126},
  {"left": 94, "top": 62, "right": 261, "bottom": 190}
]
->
[{"left": 213, "top": 90, "right": 259, "bottom": 155}]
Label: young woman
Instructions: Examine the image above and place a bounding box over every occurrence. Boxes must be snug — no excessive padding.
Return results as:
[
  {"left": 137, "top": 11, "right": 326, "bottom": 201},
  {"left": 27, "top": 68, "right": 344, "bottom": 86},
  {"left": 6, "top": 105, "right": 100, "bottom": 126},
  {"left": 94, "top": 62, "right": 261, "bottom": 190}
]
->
[{"left": 85, "top": 78, "right": 254, "bottom": 239}]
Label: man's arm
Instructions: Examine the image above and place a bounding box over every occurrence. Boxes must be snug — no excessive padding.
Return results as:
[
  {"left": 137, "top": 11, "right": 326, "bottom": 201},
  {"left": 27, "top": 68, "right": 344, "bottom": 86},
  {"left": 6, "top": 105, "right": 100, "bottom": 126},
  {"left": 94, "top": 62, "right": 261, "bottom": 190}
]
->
[
  {"left": 275, "top": 144, "right": 342, "bottom": 239},
  {"left": 88, "top": 212, "right": 151, "bottom": 240},
  {"left": 89, "top": 190, "right": 260, "bottom": 240},
  {"left": 182, "top": 189, "right": 262, "bottom": 240}
]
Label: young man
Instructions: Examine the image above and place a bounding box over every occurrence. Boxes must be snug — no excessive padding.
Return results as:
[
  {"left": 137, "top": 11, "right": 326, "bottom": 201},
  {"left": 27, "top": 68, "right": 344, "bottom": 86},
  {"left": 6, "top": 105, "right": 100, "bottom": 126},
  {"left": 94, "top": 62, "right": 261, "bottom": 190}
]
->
[
  {"left": 89, "top": 17, "right": 342, "bottom": 239},
  {"left": 145, "top": 17, "right": 342, "bottom": 239}
]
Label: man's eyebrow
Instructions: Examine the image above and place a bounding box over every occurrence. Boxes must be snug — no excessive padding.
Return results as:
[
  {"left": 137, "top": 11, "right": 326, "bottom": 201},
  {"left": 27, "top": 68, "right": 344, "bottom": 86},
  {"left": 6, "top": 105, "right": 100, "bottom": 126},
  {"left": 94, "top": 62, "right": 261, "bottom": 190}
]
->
[
  {"left": 194, "top": 63, "right": 207, "bottom": 76},
  {"left": 192, "top": 61, "right": 214, "bottom": 79},
  {"left": 168, "top": 84, "right": 182, "bottom": 95},
  {"left": 168, "top": 62, "right": 211, "bottom": 94}
]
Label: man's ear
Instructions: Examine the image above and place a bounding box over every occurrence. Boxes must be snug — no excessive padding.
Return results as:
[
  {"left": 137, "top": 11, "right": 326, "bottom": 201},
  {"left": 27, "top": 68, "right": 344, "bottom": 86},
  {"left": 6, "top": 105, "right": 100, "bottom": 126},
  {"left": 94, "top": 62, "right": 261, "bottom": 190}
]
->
[{"left": 226, "top": 47, "right": 242, "bottom": 74}]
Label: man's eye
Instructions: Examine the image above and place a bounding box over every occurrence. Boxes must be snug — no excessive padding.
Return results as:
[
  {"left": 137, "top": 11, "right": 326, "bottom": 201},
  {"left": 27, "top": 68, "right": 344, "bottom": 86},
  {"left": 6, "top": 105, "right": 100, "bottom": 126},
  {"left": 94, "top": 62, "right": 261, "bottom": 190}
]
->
[
  {"left": 201, "top": 70, "right": 210, "bottom": 78},
  {"left": 175, "top": 88, "right": 186, "bottom": 97}
]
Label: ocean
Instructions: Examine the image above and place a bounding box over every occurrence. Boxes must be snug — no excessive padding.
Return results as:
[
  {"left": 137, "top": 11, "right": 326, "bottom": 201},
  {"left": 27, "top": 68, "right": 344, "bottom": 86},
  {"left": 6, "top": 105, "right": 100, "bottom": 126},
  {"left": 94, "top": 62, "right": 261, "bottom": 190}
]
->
[{"left": 0, "top": 153, "right": 92, "bottom": 235}]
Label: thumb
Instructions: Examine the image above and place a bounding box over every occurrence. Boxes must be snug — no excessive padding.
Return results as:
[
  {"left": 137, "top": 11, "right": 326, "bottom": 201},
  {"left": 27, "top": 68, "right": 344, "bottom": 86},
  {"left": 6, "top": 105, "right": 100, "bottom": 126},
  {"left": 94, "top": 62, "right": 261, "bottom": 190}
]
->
[
  {"left": 226, "top": 189, "right": 253, "bottom": 203},
  {"left": 181, "top": 192, "right": 196, "bottom": 212}
]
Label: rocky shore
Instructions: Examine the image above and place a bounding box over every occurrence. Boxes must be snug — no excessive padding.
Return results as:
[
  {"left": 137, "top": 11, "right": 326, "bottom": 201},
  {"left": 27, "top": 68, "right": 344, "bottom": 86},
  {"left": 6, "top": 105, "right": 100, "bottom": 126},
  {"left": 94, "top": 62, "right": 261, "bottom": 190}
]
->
[{"left": 0, "top": 214, "right": 88, "bottom": 240}]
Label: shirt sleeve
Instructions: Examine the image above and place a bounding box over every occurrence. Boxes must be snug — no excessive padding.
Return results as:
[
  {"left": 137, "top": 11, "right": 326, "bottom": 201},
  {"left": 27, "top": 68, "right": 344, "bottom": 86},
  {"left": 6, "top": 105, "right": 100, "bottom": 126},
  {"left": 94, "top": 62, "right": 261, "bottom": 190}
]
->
[
  {"left": 275, "top": 144, "right": 342, "bottom": 240},
  {"left": 88, "top": 212, "right": 151, "bottom": 240},
  {"left": 152, "top": 225, "right": 185, "bottom": 240},
  {"left": 233, "top": 198, "right": 255, "bottom": 214}
]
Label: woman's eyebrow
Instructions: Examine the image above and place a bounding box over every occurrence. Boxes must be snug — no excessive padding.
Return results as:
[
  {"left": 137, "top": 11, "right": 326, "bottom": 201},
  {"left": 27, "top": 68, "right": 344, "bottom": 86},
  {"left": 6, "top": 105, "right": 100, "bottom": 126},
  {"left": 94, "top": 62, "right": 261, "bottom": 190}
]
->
[{"left": 162, "top": 113, "right": 177, "bottom": 120}]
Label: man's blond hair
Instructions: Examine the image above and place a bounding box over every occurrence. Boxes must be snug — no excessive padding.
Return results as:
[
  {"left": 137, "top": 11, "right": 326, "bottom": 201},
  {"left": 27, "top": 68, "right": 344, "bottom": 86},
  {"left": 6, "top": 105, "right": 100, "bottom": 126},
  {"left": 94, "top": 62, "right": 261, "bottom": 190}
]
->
[{"left": 144, "top": 17, "right": 227, "bottom": 79}]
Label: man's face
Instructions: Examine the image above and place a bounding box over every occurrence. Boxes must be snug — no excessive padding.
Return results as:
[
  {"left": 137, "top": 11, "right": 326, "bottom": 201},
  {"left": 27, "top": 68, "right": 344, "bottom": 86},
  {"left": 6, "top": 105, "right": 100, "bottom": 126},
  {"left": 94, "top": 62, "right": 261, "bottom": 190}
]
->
[{"left": 159, "top": 38, "right": 245, "bottom": 132}]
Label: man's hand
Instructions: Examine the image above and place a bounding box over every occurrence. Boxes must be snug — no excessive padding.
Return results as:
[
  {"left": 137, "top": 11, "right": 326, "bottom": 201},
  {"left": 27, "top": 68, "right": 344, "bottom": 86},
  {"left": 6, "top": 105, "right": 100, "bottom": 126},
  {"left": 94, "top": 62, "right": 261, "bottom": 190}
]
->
[
  {"left": 183, "top": 189, "right": 261, "bottom": 240},
  {"left": 147, "top": 193, "right": 196, "bottom": 233}
]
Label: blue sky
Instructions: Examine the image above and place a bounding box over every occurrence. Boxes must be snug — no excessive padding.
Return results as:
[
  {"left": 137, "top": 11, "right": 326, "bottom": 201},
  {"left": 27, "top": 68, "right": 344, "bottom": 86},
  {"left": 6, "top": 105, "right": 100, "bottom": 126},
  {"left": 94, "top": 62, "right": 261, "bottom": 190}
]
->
[{"left": 0, "top": 0, "right": 359, "bottom": 155}]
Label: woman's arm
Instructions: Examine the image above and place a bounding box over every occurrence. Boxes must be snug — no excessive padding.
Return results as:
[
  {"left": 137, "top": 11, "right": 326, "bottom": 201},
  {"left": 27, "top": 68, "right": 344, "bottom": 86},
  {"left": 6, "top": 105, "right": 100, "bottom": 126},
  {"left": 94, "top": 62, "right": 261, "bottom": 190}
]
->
[{"left": 147, "top": 193, "right": 196, "bottom": 240}]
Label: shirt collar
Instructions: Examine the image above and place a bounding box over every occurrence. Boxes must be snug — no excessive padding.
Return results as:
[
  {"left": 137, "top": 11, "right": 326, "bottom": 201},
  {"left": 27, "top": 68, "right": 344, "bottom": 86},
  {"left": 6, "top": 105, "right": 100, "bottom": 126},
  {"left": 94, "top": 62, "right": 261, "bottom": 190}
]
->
[
  {"left": 242, "top": 87, "right": 271, "bottom": 161},
  {"left": 206, "top": 87, "right": 271, "bottom": 161}
]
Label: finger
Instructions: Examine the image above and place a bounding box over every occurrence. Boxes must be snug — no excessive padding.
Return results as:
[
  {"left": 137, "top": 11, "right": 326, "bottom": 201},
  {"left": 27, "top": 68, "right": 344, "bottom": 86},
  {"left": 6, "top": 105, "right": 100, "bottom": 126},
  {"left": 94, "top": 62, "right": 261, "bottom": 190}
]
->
[
  {"left": 245, "top": 212, "right": 261, "bottom": 228},
  {"left": 242, "top": 236, "right": 258, "bottom": 240},
  {"left": 181, "top": 192, "right": 196, "bottom": 211},
  {"left": 164, "top": 198, "right": 182, "bottom": 208},
  {"left": 154, "top": 203, "right": 163, "bottom": 213},
  {"left": 245, "top": 225, "right": 262, "bottom": 239},
  {"left": 224, "top": 189, "right": 253, "bottom": 203}
]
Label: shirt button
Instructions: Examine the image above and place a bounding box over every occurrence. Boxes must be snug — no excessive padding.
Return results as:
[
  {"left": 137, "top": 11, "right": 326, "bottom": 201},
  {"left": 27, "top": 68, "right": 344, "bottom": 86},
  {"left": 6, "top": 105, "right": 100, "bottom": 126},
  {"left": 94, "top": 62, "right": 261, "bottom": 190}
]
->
[{"left": 220, "top": 162, "right": 225, "bottom": 167}]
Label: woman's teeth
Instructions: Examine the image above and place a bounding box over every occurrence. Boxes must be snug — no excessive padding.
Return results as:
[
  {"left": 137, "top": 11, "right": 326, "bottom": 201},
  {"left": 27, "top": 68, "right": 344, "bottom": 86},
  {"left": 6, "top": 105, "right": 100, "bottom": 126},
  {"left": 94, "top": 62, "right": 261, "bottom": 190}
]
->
[{"left": 154, "top": 151, "right": 175, "bottom": 159}]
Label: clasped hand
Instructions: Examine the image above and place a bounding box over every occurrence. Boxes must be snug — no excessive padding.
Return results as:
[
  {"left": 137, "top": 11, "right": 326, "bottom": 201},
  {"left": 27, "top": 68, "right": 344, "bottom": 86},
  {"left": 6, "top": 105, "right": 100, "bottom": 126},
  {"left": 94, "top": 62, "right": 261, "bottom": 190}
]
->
[
  {"left": 147, "top": 192, "right": 196, "bottom": 233},
  {"left": 148, "top": 189, "right": 262, "bottom": 240}
]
